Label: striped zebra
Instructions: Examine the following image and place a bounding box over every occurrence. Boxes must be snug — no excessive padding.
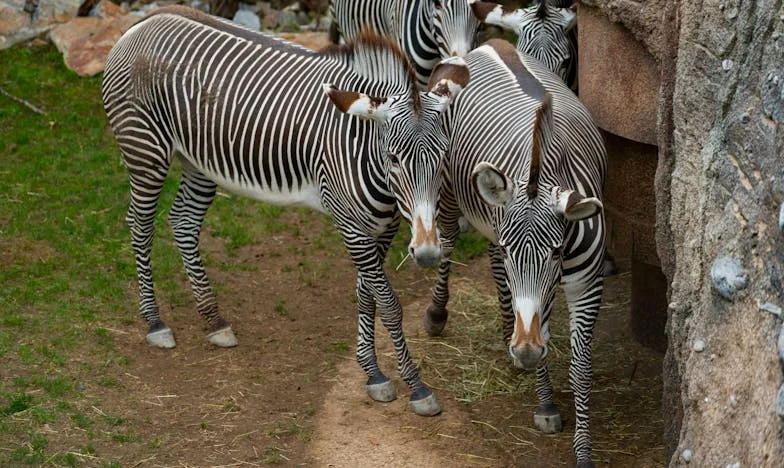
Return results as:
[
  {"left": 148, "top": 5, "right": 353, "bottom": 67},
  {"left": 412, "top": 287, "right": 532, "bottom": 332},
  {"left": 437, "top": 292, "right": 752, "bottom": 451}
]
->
[
  {"left": 425, "top": 39, "right": 605, "bottom": 466},
  {"left": 469, "top": 0, "right": 578, "bottom": 90},
  {"left": 102, "top": 6, "right": 470, "bottom": 416},
  {"left": 328, "top": 0, "right": 480, "bottom": 89}
]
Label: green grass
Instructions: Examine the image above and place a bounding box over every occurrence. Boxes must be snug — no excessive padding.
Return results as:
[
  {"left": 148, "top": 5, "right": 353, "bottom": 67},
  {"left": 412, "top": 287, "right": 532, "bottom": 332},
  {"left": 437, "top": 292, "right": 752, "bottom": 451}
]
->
[{"left": 0, "top": 41, "right": 489, "bottom": 465}]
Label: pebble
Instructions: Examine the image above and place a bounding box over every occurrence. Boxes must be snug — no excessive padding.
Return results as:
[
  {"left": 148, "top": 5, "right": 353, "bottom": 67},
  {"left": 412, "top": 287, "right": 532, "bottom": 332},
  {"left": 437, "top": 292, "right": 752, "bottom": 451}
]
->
[
  {"left": 233, "top": 10, "right": 261, "bottom": 30},
  {"left": 726, "top": 463, "right": 741, "bottom": 468},
  {"left": 722, "top": 59, "right": 734, "bottom": 71},
  {"left": 779, "top": 203, "right": 784, "bottom": 233},
  {"left": 758, "top": 301, "right": 782, "bottom": 316},
  {"left": 740, "top": 112, "right": 750, "bottom": 123},
  {"left": 682, "top": 448, "right": 693, "bottom": 462},
  {"left": 693, "top": 339, "right": 706, "bottom": 352},
  {"left": 776, "top": 384, "right": 784, "bottom": 417},
  {"left": 710, "top": 257, "right": 749, "bottom": 300},
  {"left": 778, "top": 322, "right": 784, "bottom": 362},
  {"left": 729, "top": 394, "right": 738, "bottom": 407}
]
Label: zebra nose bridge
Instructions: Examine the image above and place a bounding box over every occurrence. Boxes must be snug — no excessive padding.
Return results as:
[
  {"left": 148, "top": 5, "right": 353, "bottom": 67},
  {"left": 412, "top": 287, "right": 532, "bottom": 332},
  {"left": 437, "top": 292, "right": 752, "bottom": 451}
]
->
[
  {"left": 409, "top": 213, "right": 442, "bottom": 267},
  {"left": 510, "top": 304, "right": 547, "bottom": 368}
]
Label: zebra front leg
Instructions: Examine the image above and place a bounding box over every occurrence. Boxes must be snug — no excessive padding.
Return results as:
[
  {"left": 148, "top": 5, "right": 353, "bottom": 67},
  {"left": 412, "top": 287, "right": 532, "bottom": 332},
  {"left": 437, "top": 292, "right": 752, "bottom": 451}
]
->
[
  {"left": 488, "top": 243, "right": 515, "bottom": 344},
  {"left": 533, "top": 363, "right": 563, "bottom": 433},
  {"left": 425, "top": 209, "right": 461, "bottom": 336},
  {"left": 169, "top": 166, "right": 236, "bottom": 347},
  {"left": 356, "top": 276, "right": 396, "bottom": 402},
  {"left": 566, "top": 277, "right": 603, "bottom": 467}
]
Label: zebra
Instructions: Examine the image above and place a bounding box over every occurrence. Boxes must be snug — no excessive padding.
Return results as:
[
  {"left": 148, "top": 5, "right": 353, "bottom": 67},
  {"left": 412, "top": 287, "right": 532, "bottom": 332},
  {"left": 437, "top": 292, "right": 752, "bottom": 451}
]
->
[
  {"left": 328, "top": 0, "right": 480, "bottom": 90},
  {"left": 425, "top": 39, "right": 605, "bottom": 466},
  {"left": 102, "top": 6, "right": 470, "bottom": 416},
  {"left": 469, "top": 0, "right": 578, "bottom": 91}
]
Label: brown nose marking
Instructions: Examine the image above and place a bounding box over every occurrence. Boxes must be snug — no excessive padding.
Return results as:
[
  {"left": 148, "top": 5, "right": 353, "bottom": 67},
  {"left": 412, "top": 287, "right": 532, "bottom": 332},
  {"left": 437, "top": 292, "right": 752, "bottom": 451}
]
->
[
  {"left": 413, "top": 217, "right": 438, "bottom": 247},
  {"left": 511, "top": 312, "right": 545, "bottom": 348}
]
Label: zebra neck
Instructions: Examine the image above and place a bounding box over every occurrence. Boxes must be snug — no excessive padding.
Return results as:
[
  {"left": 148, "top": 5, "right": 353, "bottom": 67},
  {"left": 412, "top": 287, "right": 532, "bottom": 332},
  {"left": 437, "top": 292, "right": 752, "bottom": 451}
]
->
[{"left": 399, "top": 0, "right": 440, "bottom": 85}]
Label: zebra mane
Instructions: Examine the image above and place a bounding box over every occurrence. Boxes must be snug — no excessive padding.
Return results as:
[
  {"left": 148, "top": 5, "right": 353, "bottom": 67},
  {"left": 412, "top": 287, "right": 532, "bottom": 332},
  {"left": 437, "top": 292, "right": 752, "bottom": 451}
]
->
[
  {"left": 534, "top": 0, "right": 550, "bottom": 19},
  {"left": 320, "top": 31, "right": 421, "bottom": 114}
]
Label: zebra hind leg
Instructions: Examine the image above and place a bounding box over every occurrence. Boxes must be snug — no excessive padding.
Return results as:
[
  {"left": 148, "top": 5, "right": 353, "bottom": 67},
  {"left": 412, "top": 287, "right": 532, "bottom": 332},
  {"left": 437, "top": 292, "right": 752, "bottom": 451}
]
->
[
  {"left": 123, "top": 149, "right": 175, "bottom": 348},
  {"left": 169, "top": 165, "right": 237, "bottom": 347}
]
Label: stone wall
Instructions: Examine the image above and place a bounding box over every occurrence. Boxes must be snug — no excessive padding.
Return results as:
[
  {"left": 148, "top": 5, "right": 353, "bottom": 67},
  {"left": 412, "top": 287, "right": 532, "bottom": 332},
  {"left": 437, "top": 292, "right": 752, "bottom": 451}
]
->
[{"left": 583, "top": 0, "right": 784, "bottom": 465}]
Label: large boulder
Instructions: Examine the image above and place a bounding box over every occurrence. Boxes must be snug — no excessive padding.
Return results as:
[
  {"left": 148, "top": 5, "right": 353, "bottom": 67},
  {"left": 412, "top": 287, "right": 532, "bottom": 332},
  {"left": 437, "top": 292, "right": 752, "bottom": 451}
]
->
[
  {"left": 1, "top": 0, "right": 85, "bottom": 49},
  {"left": 48, "top": 0, "right": 139, "bottom": 76},
  {"left": 582, "top": 0, "right": 784, "bottom": 465}
]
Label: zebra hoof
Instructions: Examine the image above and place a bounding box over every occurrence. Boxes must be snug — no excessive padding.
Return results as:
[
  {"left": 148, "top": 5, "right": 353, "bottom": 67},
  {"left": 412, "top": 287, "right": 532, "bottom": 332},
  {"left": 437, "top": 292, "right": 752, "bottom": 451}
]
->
[
  {"left": 534, "top": 403, "right": 563, "bottom": 433},
  {"left": 575, "top": 461, "right": 595, "bottom": 468},
  {"left": 207, "top": 326, "right": 238, "bottom": 348},
  {"left": 408, "top": 388, "right": 441, "bottom": 416},
  {"left": 146, "top": 327, "right": 176, "bottom": 349},
  {"left": 366, "top": 374, "right": 397, "bottom": 402},
  {"left": 424, "top": 304, "right": 448, "bottom": 336}
]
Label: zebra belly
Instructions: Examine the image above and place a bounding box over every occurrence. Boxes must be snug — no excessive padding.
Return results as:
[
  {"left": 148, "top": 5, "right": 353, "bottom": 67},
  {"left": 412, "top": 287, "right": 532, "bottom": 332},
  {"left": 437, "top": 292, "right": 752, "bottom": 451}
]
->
[{"left": 176, "top": 153, "right": 327, "bottom": 214}]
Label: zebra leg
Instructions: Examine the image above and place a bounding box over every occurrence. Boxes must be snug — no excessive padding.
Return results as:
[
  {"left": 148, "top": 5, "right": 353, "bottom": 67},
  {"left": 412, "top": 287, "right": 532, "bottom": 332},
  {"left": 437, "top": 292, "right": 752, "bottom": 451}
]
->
[
  {"left": 488, "top": 243, "right": 514, "bottom": 342},
  {"left": 424, "top": 206, "right": 461, "bottom": 336},
  {"left": 123, "top": 150, "right": 174, "bottom": 348},
  {"left": 533, "top": 363, "right": 563, "bottom": 433},
  {"left": 355, "top": 217, "right": 402, "bottom": 403},
  {"left": 347, "top": 233, "right": 440, "bottom": 416},
  {"left": 565, "top": 276, "right": 603, "bottom": 467},
  {"left": 168, "top": 164, "right": 237, "bottom": 348}
]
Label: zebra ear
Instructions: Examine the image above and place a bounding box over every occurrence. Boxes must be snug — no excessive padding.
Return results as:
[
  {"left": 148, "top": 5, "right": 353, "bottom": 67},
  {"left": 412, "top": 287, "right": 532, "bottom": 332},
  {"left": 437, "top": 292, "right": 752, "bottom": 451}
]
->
[
  {"left": 322, "top": 83, "right": 391, "bottom": 122},
  {"left": 471, "top": 162, "right": 515, "bottom": 207},
  {"left": 427, "top": 56, "right": 471, "bottom": 108},
  {"left": 555, "top": 189, "right": 603, "bottom": 221},
  {"left": 469, "top": 1, "right": 524, "bottom": 33}
]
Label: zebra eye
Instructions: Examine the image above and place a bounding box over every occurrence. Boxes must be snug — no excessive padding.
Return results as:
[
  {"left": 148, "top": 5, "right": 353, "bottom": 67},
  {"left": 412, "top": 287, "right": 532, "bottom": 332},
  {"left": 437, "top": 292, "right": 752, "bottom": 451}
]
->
[
  {"left": 387, "top": 151, "right": 400, "bottom": 165},
  {"left": 551, "top": 247, "right": 562, "bottom": 261}
]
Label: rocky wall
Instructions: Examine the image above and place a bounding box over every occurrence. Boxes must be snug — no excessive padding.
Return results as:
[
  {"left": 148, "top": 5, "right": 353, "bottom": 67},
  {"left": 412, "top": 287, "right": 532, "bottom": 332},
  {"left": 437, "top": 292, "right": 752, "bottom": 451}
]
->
[{"left": 585, "top": 0, "right": 784, "bottom": 465}]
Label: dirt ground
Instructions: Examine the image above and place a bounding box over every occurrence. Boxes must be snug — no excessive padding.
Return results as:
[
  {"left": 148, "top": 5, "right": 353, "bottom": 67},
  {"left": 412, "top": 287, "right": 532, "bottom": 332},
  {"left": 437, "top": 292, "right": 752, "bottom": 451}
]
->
[{"left": 49, "top": 203, "right": 664, "bottom": 467}]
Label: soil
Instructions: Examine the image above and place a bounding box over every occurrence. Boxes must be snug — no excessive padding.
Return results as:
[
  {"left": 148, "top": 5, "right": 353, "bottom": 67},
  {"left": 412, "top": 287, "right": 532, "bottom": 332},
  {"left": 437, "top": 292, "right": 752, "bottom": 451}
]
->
[{"left": 52, "top": 205, "right": 665, "bottom": 467}]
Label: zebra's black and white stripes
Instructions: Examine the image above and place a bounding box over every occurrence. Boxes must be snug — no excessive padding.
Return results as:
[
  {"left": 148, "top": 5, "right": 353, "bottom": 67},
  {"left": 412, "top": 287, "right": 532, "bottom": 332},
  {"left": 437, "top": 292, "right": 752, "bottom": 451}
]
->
[
  {"left": 469, "top": 0, "right": 578, "bottom": 90},
  {"left": 102, "top": 6, "right": 469, "bottom": 416},
  {"left": 329, "top": 0, "right": 479, "bottom": 89},
  {"left": 425, "top": 39, "right": 606, "bottom": 466}
]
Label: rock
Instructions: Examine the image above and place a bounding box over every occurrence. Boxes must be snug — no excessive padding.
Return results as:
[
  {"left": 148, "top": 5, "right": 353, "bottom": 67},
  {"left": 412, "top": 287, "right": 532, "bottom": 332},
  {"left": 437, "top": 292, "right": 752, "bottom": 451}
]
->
[
  {"left": 692, "top": 339, "right": 706, "bottom": 352},
  {"left": 778, "top": 322, "right": 784, "bottom": 363},
  {"left": 710, "top": 257, "right": 748, "bottom": 300},
  {"left": 33, "top": 0, "right": 85, "bottom": 28},
  {"left": 278, "top": 9, "right": 298, "bottom": 32},
  {"left": 779, "top": 203, "right": 784, "bottom": 233},
  {"left": 90, "top": 0, "right": 124, "bottom": 18},
  {"left": 49, "top": 13, "right": 140, "bottom": 76},
  {"left": 776, "top": 384, "right": 784, "bottom": 418},
  {"left": 682, "top": 448, "right": 693, "bottom": 462},
  {"left": 232, "top": 10, "right": 260, "bottom": 30},
  {"left": 259, "top": 2, "right": 277, "bottom": 29},
  {"left": 758, "top": 301, "right": 782, "bottom": 316}
]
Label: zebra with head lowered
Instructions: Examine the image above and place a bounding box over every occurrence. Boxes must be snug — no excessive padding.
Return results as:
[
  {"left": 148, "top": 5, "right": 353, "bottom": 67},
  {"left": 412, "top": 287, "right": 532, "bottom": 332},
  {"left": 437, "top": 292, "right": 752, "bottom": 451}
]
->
[
  {"left": 329, "top": 0, "right": 480, "bottom": 90},
  {"left": 469, "top": 0, "right": 578, "bottom": 90},
  {"left": 102, "top": 6, "right": 470, "bottom": 416},
  {"left": 425, "top": 38, "right": 605, "bottom": 466}
]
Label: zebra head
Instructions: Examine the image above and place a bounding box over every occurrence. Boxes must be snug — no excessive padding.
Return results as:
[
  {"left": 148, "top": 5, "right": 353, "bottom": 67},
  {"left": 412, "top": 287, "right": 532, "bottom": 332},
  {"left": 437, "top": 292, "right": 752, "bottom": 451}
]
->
[
  {"left": 324, "top": 42, "right": 470, "bottom": 267},
  {"left": 471, "top": 95, "right": 602, "bottom": 370},
  {"left": 469, "top": 0, "right": 577, "bottom": 85},
  {"left": 433, "top": 0, "right": 481, "bottom": 58}
]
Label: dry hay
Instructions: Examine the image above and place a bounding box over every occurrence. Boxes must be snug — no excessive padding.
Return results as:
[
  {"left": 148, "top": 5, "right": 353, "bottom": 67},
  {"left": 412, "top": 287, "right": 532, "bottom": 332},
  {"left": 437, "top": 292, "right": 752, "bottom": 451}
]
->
[{"left": 405, "top": 273, "right": 665, "bottom": 464}]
